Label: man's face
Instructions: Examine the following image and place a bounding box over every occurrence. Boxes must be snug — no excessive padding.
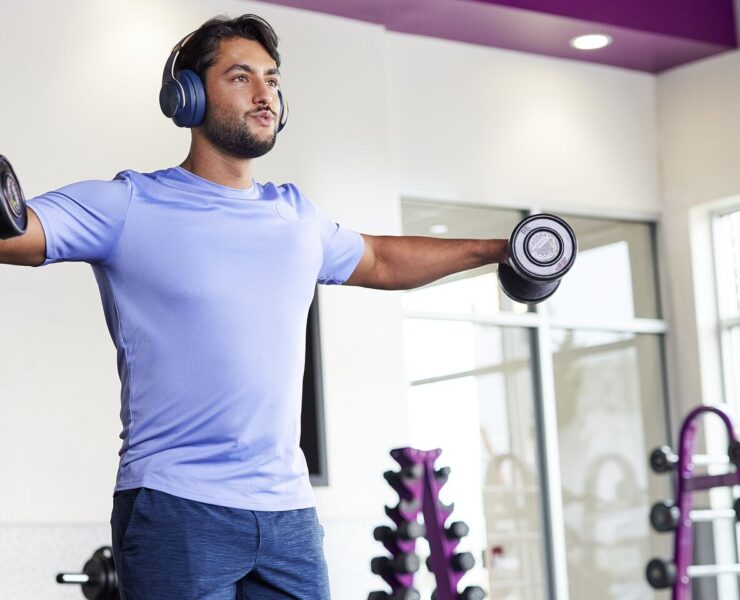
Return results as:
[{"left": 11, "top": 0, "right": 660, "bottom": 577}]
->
[{"left": 201, "top": 37, "right": 282, "bottom": 159}]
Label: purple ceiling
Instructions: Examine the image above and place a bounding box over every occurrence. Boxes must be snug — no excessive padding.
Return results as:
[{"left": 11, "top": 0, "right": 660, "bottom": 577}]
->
[{"left": 259, "top": 0, "right": 737, "bottom": 72}]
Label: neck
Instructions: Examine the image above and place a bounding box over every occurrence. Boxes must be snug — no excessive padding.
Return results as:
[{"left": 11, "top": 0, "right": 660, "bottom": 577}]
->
[{"left": 180, "top": 136, "right": 255, "bottom": 189}]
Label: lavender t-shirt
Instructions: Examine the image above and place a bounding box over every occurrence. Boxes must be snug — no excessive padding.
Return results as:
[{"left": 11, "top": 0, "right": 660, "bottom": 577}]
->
[{"left": 28, "top": 166, "right": 364, "bottom": 510}]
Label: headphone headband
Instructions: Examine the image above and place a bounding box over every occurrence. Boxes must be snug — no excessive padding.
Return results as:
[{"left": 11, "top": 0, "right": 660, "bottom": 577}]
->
[{"left": 160, "top": 32, "right": 198, "bottom": 119}]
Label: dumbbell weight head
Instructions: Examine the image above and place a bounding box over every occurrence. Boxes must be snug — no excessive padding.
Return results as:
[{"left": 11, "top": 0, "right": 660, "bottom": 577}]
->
[
  {"left": 395, "top": 590, "right": 421, "bottom": 600},
  {"left": 498, "top": 214, "right": 577, "bottom": 304},
  {"left": 458, "top": 586, "right": 487, "bottom": 600},
  {"left": 509, "top": 214, "right": 577, "bottom": 281},
  {"left": 446, "top": 520, "right": 470, "bottom": 540},
  {"left": 371, "top": 553, "right": 420, "bottom": 575},
  {"left": 498, "top": 263, "right": 560, "bottom": 303},
  {"left": 728, "top": 440, "right": 740, "bottom": 467},
  {"left": 368, "top": 591, "right": 421, "bottom": 600},
  {"left": 649, "top": 446, "right": 678, "bottom": 473},
  {"left": 451, "top": 551, "right": 475, "bottom": 573},
  {"left": 645, "top": 557, "right": 676, "bottom": 589},
  {"left": 649, "top": 501, "right": 680, "bottom": 532},
  {"left": 0, "top": 155, "right": 28, "bottom": 240},
  {"left": 56, "top": 546, "right": 119, "bottom": 600}
]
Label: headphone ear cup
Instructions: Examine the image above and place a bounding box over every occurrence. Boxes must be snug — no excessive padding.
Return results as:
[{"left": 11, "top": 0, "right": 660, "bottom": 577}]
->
[
  {"left": 159, "top": 80, "right": 182, "bottom": 119},
  {"left": 172, "top": 69, "right": 206, "bottom": 128},
  {"left": 277, "top": 89, "right": 288, "bottom": 133}
]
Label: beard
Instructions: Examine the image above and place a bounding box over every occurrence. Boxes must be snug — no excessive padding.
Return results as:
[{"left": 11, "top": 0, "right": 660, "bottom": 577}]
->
[{"left": 201, "top": 103, "right": 277, "bottom": 159}]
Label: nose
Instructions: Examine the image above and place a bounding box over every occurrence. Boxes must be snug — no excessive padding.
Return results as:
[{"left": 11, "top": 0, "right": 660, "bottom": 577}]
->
[{"left": 253, "top": 79, "right": 276, "bottom": 110}]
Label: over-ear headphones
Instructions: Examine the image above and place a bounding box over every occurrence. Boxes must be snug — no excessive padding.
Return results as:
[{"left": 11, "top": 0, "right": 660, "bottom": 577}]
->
[{"left": 159, "top": 30, "right": 289, "bottom": 132}]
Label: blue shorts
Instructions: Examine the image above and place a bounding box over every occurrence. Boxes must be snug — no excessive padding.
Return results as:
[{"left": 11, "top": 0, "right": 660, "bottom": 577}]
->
[{"left": 110, "top": 488, "right": 330, "bottom": 600}]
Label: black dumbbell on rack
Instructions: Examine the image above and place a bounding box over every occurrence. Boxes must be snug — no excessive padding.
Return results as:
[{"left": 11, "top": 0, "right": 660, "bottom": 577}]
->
[
  {"left": 498, "top": 214, "right": 577, "bottom": 304},
  {"left": 0, "top": 155, "right": 28, "bottom": 239},
  {"left": 649, "top": 445, "right": 678, "bottom": 473},
  {"left": 368, "top": 449, "right": 426, "bottom": 600}
]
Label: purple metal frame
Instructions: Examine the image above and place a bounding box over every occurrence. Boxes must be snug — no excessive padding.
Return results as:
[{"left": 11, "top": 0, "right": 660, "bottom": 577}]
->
[
  {"left": 672, "top": 406, "right": 740, "bottom": 600},
  {"left": 418, "top": 450, "right": 464, "bottom": 600}
]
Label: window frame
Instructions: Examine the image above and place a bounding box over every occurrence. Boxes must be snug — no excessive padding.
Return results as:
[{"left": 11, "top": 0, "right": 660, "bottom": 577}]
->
[{"left": 402, "top": 201, "right": 670, "bottom": 600}]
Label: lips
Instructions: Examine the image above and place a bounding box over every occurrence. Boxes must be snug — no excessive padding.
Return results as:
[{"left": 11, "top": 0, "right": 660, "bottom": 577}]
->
[{"left": 250, "top": 111, "right": 275, "bottom": 126}]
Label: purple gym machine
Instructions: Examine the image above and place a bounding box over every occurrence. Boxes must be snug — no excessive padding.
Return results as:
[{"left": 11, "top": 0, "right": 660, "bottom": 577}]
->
[
  {"left": 369, "top": 447, "right": 486, "bottom": 600},
  {"left": 646, "top": 405, "right": 740, "bottom": 598}
]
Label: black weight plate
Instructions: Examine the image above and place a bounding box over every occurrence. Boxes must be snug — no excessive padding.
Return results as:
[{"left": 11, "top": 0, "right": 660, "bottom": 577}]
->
[
  {"left": 509, "top": 214, "right": 577, "bottom": 281},
  {"left": 499, "top": 263, "right": 560, "bottom": 304},
  {"left": 0, "top": 155, "right": 28, "bottom": 239}
]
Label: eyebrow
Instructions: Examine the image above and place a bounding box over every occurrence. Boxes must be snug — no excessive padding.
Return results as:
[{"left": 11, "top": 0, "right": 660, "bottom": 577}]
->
[{"left": 223, "top": 63, "right": 281, "bottom": 77}]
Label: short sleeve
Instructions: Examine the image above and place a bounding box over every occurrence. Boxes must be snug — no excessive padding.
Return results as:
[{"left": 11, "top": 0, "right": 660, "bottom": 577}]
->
[
  {"left": 314, "top": 204, "right": 365, "bottom": 285},
  {"left": 27, "top": 173, "right": 132, "bottom": 266}
]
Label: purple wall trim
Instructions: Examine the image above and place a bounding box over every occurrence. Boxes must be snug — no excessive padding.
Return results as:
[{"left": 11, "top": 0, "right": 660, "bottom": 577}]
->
[{"left": 259, "top": 0, "right": 737, "bottom": 72}]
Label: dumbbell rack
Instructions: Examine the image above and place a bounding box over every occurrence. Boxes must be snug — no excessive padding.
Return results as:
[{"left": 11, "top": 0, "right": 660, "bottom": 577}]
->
[
  {"left": 369, "top": 447, "right": 485, "bottom": 600},
  {"left": 646, "top": 405, "right": 740, "bottom": 599}
]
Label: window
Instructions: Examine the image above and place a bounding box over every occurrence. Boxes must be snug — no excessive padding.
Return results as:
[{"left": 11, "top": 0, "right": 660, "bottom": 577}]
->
[
  {"left": 713, "top": 209, "right": 740, "bottom": 409},
  {"left": 402, "top": 201, "right": 671, "bottom": 599}
]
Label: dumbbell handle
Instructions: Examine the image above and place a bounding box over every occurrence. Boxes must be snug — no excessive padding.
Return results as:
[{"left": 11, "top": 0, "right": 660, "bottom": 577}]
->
[{"left": 56, "top": 572, "right": 92, "bottom": 584}]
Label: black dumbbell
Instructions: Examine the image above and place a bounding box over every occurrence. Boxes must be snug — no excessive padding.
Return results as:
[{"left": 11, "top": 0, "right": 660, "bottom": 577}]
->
[
  {"left": 458, "top": 586, "right": 487, "bottom": 600},
  {"left": 498, "top": 214, "right": 577, "bottom": 304},
  {"left": 649, "top": 446, "right": 678, "bottom": 473},
  {"left": 434, "top": 467, "right": 450, "bottom": 484},
  {"left": 645, "top": 557, "right": 676, "bottom": 589},
  {"left": 451, "top": 551, "right": 475, "bottom": 573},
  {"left": 374, "top": 521, "right": 426, "bottom": 543},
  {"left": 650, "top": 501, "right": 680, "bottom": 532},
  {"left": 56, "top": 546, "right": 120, "bottom": 600},
  {"left": 432, "top": 587, "right": 486, "bottom": 600},
  {"left": 446, "top": 521, "right": 470, "bottom": 540},
  {"left": 371, "top": 553, "right": 420, "bottom": 575},
  {"left": 0, "top": 155, "right": 28, "bottom": 240},
  {"left": 368, "top": 589, "right": 421, "bottom": 600},
  {"left": 728, "top": 440, "right": 740, "bottom": 467}
]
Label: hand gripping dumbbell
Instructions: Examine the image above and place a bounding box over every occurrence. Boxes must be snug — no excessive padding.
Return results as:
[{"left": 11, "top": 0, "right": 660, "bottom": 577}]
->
[
  {"left": 498, "top": 214, "right": 577, "bottom": 304},
  {"left": 0, "top": 155, "right": 28, "bottom": 239},
  {"left": 56, "top": 546, "right": 120, "bottom": 600}
]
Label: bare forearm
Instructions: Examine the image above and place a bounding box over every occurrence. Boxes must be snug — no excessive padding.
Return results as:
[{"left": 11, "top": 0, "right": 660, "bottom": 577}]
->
[
  {"left": 370, "top": 235, "right": 508, "bottom": 290},
  {"left": 0, "top": 208, "right": 46, "bottom": 266}
]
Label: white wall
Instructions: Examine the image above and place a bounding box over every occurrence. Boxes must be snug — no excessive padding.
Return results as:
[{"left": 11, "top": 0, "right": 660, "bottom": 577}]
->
[
  {"left": 390, "top": 33, "right": 659, "bottom": 215},
  {"left": 0, "top": 0, "right": 667, "bottom": 597},
  {"left": 657, "top": 49, "right": 740, "bottom": 418}
]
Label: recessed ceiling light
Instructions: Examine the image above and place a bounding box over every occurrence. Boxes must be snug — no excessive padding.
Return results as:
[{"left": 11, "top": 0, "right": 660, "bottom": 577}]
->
[
  {"left": 429, "top": 224, "right": 449, "bottom": 234},
  {"left": 570, "top": 34, "right": 612, "bottom": 51}
]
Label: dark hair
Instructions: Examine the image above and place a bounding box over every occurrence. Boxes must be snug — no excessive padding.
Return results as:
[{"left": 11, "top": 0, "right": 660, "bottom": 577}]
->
[{"left": 177, "top": 14, "right": 281, "bottom": 77}]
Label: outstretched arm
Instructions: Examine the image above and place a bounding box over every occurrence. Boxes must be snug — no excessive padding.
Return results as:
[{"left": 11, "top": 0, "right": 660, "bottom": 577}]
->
[
  {"left": 0, "top": 208, "right": 47, "bottom": 266},
  {"left": 345, "top": 234, "right": 508, "bottom": 290}
]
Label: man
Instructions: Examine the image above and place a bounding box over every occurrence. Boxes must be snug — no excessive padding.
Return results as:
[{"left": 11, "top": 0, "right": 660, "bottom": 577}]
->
[{"left": 0, "top": 14, "right": 507, "bottom": 600}]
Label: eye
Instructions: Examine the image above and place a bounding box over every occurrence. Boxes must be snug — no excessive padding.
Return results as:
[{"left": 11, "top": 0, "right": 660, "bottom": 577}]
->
[
  {"left": 267, "top": 79, "right": 279, "bottom": 88},
  {"left": 232, "top": 74, "right": 248, "bottom": 83}
]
